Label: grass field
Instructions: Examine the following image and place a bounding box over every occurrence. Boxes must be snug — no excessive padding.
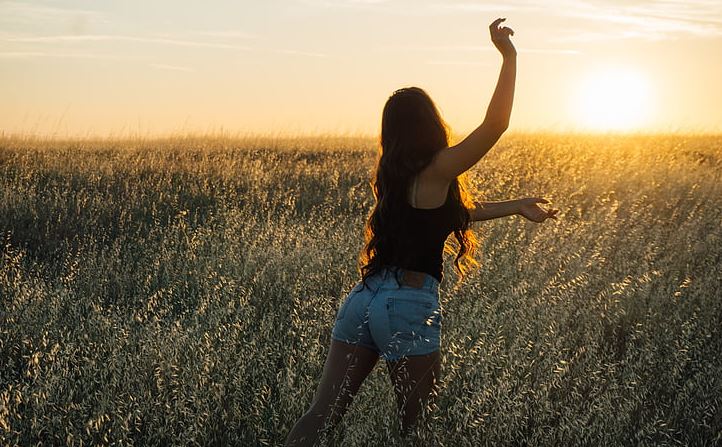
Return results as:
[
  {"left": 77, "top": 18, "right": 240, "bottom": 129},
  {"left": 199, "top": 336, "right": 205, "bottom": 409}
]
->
[{"left": 1, "top": 133, "right": 721, "bottom": 446}]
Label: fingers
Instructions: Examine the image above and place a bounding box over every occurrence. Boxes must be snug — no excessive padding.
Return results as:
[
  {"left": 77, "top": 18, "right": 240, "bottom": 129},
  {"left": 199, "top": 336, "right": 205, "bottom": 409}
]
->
[
  {"left": 537, "top": 207, "right": 559, "bottom": 222},
  {"left": 490, "top": 19, "right": 514, "bottom": 37},
  {"left": 521, "top": 201, "right": 559, "bottom": 223},
  {"left": 490, "top": 18, "right": 506, "bottom": 30}
]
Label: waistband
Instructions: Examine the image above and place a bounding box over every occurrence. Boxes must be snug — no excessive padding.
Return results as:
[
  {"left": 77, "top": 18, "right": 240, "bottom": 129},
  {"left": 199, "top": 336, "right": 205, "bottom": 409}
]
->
[{"left": 363, "top": 266, "right": 440, "bottom": 295}]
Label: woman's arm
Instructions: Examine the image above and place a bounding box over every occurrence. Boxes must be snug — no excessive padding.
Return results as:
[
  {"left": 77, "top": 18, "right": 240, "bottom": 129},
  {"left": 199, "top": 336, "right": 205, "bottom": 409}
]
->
[
  {"left": 469, "top": 199, "right": 521, "bottom": 221},
  {"left": 470, "top": 197, "right": 559, "bottom": 222},
  {"left": 428, "top": 18, "right": 517, "bottom": 181}
]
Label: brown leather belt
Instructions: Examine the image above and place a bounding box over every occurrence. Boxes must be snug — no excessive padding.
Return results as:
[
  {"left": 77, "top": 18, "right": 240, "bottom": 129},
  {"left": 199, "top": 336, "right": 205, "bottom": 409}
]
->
[{"left": 398, "top": 268, "right": 427, "bottom": 289}]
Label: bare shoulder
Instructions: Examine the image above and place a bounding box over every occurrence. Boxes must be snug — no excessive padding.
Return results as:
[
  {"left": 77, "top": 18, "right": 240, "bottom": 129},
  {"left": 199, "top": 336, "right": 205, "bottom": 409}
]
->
[
  {"left": 419, "top": 149, "right": 449, "bottom": 182},
  {"left": 424, "top": 123, "right": 506, "bottom": 181},
  {"left": 423, "top": 145, "right": 459, "bottom": 182}
]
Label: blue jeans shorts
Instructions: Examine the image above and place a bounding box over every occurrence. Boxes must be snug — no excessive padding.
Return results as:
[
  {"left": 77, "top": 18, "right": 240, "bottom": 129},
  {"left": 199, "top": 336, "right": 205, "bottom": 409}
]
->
[{"left": 331, "top": 266, "right": 442, "bottom": 361}]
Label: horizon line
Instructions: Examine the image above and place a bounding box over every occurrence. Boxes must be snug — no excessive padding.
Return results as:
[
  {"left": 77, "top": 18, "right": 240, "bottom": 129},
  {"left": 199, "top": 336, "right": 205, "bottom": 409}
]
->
[{"left": 3, "top": 128, "right": 722, "bottom": 143}]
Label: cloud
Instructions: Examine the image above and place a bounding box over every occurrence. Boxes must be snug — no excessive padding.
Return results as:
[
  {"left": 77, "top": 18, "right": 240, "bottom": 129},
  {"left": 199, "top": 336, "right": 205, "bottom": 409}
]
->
[
  {"left": 5, "top": 34, "right": 255, "bottom": 50},
  {"left": 388, "top": 44, "right": 491, "bottom": 52},
  {"left": 380, "top": 44, "right": 579, "bottom": 55},
  {"left": 430, "top": 0, "right": 722, "bottom": 41},
  {"left": 426, "top": 2, "right": 524, "bottom": 13},
  {"left": 0, "top": 51, "right": 47, "bottom": 58},
  {"left": 0, "top": 1, "right": 107, "bottom": 34},
  {"left": 521, "top": 48, "right": 581, "bottom": 55},
  {"left": 425, "top": 59, "right": 492, "bottom": 66},
  {"left": 3, "top": 34, "right": 329, "bottom": 58},
  {"left": 563, "top": 12, "right": 721, "bottom": 38},
  {"left": 301, "top": 0, "right": 519, "bottom": 14},
  {"left": 307, "top": 0, "right": 722, "bottom": 39},
  {"left": 0, "top": 51, "right": 128, "bottom": 60},
  {"left": 194, "top": 30, "right": 259, "bottom": 40},
  {"left": 550, "top": 0, "right": 722, "bottom": 41},
  {"left": 298, "top": 0, "right": 390, "bottom": 7},
  {"left": 273, "top": 48, "right": 328, "bottom": 58},
  {"left": 296, "top": 0, "right": 490, "bottom": 16}
]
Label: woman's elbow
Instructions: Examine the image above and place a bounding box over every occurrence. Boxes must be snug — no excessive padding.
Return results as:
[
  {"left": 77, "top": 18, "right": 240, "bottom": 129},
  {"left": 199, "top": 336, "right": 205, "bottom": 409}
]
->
[
  {"left": 483, "top": 119, "right": 509, "bottom": 136},
  {"left": 495, "top": 120, "right": 510, "bottom": 134}
]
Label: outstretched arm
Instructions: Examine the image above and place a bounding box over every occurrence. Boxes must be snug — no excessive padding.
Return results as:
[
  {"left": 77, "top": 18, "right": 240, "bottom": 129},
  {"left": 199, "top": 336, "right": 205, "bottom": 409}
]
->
[
  {"left": 428, "top": 18, "right": 517, "bottom": 181},
  {"left": 470, "top": 198, "right": 559, "bottom": 222}
]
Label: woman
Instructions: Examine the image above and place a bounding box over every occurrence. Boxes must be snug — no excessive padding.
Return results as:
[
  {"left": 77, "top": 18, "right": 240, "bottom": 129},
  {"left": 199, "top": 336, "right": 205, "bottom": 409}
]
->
[{"left": 285, "top": 18, "right": 558, "bottom": 445}]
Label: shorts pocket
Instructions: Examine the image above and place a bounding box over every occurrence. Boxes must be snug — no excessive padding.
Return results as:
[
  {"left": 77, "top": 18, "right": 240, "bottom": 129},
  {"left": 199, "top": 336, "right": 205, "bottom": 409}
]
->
[{"left": 387, "top": 295, "right": 435, "bottom": 341}]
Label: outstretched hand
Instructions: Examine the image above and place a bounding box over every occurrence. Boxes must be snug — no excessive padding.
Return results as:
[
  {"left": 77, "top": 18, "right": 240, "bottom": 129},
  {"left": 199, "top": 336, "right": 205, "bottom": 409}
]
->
[
  {"left": 518, "top": 197, "right": 559, "bottom": 223},
  {"left": 490, "top": 18, "right": 516, "bottom": 58}
]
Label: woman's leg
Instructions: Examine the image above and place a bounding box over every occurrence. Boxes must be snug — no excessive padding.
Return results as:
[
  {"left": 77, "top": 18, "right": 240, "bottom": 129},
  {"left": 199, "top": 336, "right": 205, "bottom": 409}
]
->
[
  {"left": 285, "top": 339, "right": 379, "bottom": 447},
  {"left": 386, "top": 350, "right": 441, "bottom": 436}
]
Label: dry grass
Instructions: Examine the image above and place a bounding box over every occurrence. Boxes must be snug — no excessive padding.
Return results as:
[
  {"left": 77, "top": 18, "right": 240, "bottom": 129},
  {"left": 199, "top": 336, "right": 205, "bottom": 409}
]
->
[{"left": 1, "top": 133, "right": 721, "bottom": 446}]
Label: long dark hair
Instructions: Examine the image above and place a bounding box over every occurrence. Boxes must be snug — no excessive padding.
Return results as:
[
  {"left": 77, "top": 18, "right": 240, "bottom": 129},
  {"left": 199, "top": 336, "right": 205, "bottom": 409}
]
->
[{"left": 358, "top": 87, "right": 480, "bottom": 288}]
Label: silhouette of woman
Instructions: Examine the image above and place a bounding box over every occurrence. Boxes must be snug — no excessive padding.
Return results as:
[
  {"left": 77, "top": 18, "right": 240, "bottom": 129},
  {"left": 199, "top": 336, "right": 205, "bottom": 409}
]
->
[{"left": 285, "top": 18, "right": 558, "bottom": 445}]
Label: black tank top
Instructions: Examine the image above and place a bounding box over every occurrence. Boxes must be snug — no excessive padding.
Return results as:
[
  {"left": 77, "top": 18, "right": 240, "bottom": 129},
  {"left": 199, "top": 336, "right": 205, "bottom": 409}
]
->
[{"left": 386, "top": 185, "right": 459, "bottom": 283}]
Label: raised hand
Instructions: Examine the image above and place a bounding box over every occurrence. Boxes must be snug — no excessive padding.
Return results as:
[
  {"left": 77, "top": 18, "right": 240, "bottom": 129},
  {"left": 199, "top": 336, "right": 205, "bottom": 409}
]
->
[
  {"left": 490, "top": 18, "right": 516, "bottom": 58},
  {"left": 518, "top": 197, "right": 558, "bottom": 223}
]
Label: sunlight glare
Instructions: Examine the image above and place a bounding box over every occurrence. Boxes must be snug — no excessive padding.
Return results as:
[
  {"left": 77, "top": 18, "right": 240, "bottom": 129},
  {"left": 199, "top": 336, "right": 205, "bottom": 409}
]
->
[{"left": 574, "top": 68, "right": 653, "bottom": 131}]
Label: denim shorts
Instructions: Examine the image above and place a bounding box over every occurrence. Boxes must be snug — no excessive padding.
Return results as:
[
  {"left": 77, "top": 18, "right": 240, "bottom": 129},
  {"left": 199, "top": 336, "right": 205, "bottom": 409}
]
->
[{"left": 330, "top": 266, "right": 442, "bottom": 361}]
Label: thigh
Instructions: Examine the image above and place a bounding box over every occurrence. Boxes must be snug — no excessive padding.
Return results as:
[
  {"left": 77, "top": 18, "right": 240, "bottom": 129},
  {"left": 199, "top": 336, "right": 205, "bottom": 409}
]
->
[
  {"left": 308, "top": 339, "right": 379, "bottom": 419},
  {"left": 386, "top": 350, "right": 441, "bottom": 432}
]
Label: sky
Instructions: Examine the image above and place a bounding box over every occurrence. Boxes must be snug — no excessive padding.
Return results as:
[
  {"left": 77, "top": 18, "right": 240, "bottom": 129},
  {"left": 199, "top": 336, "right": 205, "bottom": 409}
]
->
[{"left": 1, "top": 0, "right": 722, "bottom": 137}]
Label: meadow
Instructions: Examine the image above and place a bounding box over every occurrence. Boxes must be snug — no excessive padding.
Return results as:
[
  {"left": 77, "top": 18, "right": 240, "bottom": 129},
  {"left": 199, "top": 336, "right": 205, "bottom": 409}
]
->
[{"left": 1, "top": 133, "right": 720, "bottom": 446}]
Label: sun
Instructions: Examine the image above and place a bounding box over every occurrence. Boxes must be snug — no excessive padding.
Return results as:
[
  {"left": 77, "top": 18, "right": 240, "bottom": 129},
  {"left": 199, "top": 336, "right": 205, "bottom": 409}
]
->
[{"left": 573, "top": 68, "right": 653, "bottom": 131}]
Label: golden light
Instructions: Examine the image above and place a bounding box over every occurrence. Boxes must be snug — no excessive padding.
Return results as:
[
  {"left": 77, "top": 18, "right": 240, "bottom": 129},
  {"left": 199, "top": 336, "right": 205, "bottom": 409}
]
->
[{"left": 573, "top": 68, "right": 653, "bottom": 131}]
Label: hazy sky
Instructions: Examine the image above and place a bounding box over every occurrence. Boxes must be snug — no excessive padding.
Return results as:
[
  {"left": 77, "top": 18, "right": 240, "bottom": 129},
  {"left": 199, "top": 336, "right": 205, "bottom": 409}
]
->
[{"left": 2, "top": 0, "right": 722, "bottom": 137}]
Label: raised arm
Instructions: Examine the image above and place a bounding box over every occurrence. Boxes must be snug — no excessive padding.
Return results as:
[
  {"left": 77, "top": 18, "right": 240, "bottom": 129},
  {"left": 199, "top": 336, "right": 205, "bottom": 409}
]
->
[{"left": 428, "top": 18, "right": 517, "bottom": 181}]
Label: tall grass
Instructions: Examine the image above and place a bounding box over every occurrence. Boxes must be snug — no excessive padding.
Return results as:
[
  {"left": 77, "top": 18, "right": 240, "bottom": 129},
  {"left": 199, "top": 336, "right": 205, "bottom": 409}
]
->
[{"left": 1, "top": 133, "right": 720, "bottom": 445}]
